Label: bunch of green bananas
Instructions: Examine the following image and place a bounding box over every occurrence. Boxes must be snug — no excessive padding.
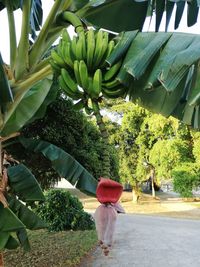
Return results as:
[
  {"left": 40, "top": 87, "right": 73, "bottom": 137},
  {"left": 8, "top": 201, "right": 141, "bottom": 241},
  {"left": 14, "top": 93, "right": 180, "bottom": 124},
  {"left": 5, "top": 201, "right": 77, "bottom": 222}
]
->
[{"left": 50, "top": 26, "right": 127, "bottom": 108}]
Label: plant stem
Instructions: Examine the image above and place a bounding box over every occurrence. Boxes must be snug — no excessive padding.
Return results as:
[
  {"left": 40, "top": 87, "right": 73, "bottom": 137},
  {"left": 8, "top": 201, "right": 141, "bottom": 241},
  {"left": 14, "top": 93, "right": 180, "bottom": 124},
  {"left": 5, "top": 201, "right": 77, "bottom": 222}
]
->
[
  {"left": 13, "top": 65, "right": 52, "bottom": 95},
  {"left": 5, "top": 0, "right": 17, "bottom": 70},
  {"left": 92, "top": 100, "right": 110, "bottom": 178},
  {"left": 15, "top": 0, "right": 31, "bottom": 80},
  {"left": 29, "top": 0, "right": 65, "bottom": 68}
]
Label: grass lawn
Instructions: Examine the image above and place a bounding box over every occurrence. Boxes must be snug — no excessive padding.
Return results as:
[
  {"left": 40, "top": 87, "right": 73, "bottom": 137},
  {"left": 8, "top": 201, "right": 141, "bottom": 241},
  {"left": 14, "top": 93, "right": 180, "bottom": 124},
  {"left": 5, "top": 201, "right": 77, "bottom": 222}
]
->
[{"left": 4, "top": 229, "right": 97, "bottom": 267}]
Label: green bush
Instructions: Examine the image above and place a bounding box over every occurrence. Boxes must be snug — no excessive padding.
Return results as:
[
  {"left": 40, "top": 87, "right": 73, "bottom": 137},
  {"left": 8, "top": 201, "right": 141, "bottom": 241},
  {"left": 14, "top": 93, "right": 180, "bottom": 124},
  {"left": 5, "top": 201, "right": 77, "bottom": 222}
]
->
[
  {"left": 35, "top": 189, "right": 95, "bottom": 231},
  {"left": 172, "top": 163, "right": 200, "bottom": 197}
]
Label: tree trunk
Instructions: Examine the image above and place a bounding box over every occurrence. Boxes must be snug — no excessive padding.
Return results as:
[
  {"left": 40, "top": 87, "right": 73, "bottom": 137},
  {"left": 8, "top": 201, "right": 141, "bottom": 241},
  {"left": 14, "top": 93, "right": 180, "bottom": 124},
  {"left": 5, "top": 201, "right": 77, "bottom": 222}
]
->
[
  {"left": 92, "top": 100, "right": 110, "bottom": 178},
  {"left": 0, "top": 252, "right": 4, "bottom": 267},
  {"left": 132, "top": 186, "right": 140, "bottom": 203},
  {"left": 150, "top": 169, "right": 155, "bottom": 198}
]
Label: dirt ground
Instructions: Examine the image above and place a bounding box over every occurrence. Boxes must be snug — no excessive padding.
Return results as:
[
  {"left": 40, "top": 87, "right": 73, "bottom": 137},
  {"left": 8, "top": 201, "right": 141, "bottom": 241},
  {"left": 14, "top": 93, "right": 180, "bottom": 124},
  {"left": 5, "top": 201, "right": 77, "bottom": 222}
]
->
[{"left": 67, "top": 189, "right": 200, "bottom": 220}]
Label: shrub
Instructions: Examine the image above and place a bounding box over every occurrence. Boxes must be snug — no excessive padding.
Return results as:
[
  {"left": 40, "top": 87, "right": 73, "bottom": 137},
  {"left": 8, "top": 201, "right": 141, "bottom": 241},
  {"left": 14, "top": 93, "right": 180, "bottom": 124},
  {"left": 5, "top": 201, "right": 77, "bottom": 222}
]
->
[
  {"left": 172, "top": 163, "right": 200, "bottom": 197},
  {"left": 35, "top": 189, "right": 95, "bottom": 231}
]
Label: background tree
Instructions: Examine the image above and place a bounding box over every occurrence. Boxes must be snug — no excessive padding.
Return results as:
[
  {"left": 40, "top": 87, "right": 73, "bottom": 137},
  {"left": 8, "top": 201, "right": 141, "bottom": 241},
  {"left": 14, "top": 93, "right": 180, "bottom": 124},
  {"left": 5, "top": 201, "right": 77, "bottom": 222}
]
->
[{"left": 8, "top": 97, "right": 119, "bottom": 189}]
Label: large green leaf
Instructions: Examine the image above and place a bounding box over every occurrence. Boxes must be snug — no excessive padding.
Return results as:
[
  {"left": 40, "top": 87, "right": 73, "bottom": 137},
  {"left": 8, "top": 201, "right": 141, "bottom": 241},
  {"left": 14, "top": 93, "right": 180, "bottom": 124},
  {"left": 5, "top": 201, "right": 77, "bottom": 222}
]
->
[
  {"left": 8, "top": 196, "right": 46, "bottom": 230},
  {"left": 106, "top": 31, "right": 138, "bottom": 66},
  {"left": 7, "top": 164, "right": 45, "bottom": 202},
  {"left": 1, "top": 78, "right": 52, "bottom": 136},
  {"left": 19, "top": 137, "right": 98, "bottom": 195},
  {"left": 17, "top": 228, "right": 31, "bottom": 251},
  {"left": 79, "top": 0, "right": 200, "bottom": 32},
  {"left": 80, "top": 0, "right": 149, "bottom": 32},
  {"left": 5, "top": 235, "right": 19, "bottom": 250},
  {"left": 0, "top": 203, "right": 25, "bottom": 232},
  {"left": 116, "top": 31, "right": 200, "bottom": 128},
  {"left": 26, "top": 78, "right": 58, "bottom": 125},
  {"left": 0, "top": 53, "right": 13, "bottom": 112},
  {"left": 0, "top": 232, "right": 9, "bottom": 250}
]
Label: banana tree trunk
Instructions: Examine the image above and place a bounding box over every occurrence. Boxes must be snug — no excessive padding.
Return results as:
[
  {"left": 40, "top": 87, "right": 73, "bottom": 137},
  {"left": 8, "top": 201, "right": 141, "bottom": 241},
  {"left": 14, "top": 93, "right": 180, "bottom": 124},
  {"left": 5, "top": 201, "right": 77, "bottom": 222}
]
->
[
  {"left": 0, "top": 252, "right": 4, "bottom": 267},
  {"left": 92, "top": 100, "right": 110, "bottom": 178}
]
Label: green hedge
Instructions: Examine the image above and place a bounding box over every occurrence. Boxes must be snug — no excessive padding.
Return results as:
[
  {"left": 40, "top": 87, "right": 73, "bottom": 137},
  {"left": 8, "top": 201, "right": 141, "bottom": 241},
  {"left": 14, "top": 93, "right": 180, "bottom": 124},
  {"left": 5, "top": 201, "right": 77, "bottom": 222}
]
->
[
  {"left": 172, "top": 163, "right": 200, "bottom": 197},
  {"left": 35, "top": 189, "right": 95, "bottom": 231}
]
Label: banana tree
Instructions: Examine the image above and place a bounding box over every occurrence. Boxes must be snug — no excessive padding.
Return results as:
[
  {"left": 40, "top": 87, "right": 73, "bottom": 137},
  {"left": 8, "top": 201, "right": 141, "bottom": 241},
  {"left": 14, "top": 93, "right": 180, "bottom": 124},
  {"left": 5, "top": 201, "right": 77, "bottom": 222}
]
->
[{"left": 1, "top": 0, "right": 200, "bottom": 260}]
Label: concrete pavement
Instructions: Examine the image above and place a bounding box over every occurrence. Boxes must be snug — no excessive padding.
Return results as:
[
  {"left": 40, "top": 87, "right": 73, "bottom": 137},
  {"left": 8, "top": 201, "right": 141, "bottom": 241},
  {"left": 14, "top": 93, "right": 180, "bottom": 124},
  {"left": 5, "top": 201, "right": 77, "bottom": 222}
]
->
[{"left": 81, "top": 214, "right": 200, "bottom": 267}]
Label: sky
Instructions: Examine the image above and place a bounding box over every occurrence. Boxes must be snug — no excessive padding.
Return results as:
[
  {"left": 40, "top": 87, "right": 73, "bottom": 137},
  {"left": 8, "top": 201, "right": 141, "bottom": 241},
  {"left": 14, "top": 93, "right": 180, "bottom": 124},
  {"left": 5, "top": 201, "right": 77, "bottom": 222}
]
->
[{"left": 0, "top": 2, "right": 200, "bottom": 64}]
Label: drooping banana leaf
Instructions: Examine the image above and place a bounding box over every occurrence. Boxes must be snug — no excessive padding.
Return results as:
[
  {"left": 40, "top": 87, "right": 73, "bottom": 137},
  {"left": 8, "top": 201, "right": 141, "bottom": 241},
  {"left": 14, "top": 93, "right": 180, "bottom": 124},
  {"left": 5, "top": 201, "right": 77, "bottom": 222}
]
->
[
  {"left": 106, "top": 31, "right": 138, "bottom": 66},
  {"left": 116, "top": 31, "right": 200, "bottom": 128},
  {"left": 0, "top": 52, "right": 13, "bottom": 112},
  {"left": 25, "top": 78, "right": 57, "bottom": 125},
  {"left": 17, "top": 228, "right": 30, "bottom": 251},
  {"left": 79, "top": 0, "right": 149, "bottom": 32},
  {"left": 0, "top": 232, "right": 9, "bottom": 250},
  {"left": 19, "top": 137, "right": 98, "bottom": 195},
  {"left": 8, "top": 196, "right": 46, "bottom": 230},
  {"left": 79, "top": 0, "right": 200, "bottom": 33},
  {"left": 4, "top": 234, "right": 19, "bottom": 250},
  {"left": 1, "top": 78, "right": 52, "bottom": 137},
  {"left": 7, "top": 164, "right": 45, "bottom": 202},
  {"left": 0, "top": 203, "right": 25, "bottom": 232}
]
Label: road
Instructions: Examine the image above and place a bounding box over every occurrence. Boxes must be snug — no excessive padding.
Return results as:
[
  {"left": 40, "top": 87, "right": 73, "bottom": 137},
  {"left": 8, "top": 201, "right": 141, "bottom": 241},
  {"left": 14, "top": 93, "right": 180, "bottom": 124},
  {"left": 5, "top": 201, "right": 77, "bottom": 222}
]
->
[{"left": 81, "top": 214, "right": 200, "bottom": 267}]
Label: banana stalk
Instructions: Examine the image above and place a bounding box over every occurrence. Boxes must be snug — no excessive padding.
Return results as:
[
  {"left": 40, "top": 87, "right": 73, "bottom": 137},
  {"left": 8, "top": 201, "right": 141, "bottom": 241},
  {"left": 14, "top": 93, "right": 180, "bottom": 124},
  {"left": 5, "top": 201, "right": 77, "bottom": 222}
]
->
[
  {"left": 92, "top": 100, "right": 111, "bottom": 178},
  {"left": 5, "top": 0, "right": 17, "bottom": 71},
  {"left": 15, "top": 0, "right": 31, "bottom": 80}
]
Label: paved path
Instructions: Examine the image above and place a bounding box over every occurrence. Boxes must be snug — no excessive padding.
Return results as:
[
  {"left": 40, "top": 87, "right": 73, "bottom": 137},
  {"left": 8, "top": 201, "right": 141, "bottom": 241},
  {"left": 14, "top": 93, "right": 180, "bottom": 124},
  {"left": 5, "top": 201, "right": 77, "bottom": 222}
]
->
[{"left": 81, "top": 214, "right": 200, "bottom": 267}]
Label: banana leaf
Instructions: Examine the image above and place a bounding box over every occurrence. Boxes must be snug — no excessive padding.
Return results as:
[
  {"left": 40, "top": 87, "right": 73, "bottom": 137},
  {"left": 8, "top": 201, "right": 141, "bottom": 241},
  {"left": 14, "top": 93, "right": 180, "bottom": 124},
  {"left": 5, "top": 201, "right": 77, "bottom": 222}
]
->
[
  {"left": 124, "top": 32, "right": 171, "bottom": 79},
  {"left": 1, "top": 78, "right": 52, "bottom": 137},
  {"left": 0, "top": 0, "right": 43, "bottom": 38},
  {"left": 17, "top": 228, "right": 30, "bottom": 251},
  {"left": 26, "top": 78, "right": 58, "bottom": 125},
  {"left": 80, "top": 0, "right": 149, "bottom": 32},
  {"left": 7, "top": 164, "right": 45, "bottom": 202},
  {"left": 0, "top": 203, "right": 25, "bottom": 232},
  {"left": 0, "top": 53, "right": 13, "bottom": 112},
  {"left": 79, "top": 0, "right": 200, "bottom": 33},
  {"left": 106, "top": 31, "right": 138, "bottom": 66},
  {"left": 19, "top": 137, "right": 98, "bottom": 196},
  {"left": 4, "top": 235, "right": 19, "bottom": 250},
  {"left": 8, "top": 196, "right": 46, "bottom": 230},
  {"left": 0, "top": 232, "right": 9, "bottom": 250}
]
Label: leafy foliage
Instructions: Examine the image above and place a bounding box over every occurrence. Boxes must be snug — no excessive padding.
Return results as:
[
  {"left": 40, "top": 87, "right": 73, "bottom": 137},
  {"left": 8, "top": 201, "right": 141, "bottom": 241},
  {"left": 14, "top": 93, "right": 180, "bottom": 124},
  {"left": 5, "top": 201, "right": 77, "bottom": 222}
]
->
[
  {"left": 149, "top": 138, "right": 193, "bottom": 180},
  {"left": 173, "top": 164, "right": 200, "bottom": 197},
  {"left": 35, "top": 189, "right": 95, "bottom": 232},
  {"left": 16, "top": 97, "right": 119, "bottom": 188}
]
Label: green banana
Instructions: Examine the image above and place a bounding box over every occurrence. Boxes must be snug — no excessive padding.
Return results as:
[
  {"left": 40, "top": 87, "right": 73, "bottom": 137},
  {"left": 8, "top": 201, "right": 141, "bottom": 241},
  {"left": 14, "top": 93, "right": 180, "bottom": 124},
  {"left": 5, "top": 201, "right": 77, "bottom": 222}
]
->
[
  {"left": 102, "top": 86, "right": 126, "bottom": 99},
  {"left": 96, "top": 33, "right": 109, "bottom": 67},
  {"left": 62, "top": 42, "right": 74, "bottom": 69},
  {"left": 93, "top": 30, "right": 104, "bottom": 68},
  {"left": 103, "top": 60, "right": 122, "bottom": 81},
  {"left": 61, "top": 68, "right": 79, "bottom": 94},
  {"left": 58, "top": 75, "right": 81, "bottom": 100},
  {"left": 92, "top": 69, "right": 102, "bottom": 98},
  {"left": 62, "top": 28, "right": 71, "bottom": 43},
  {"left": 51, "top": 50, "right": 66, "bottom": 68},
  {"left": 104, "top": 40, "right": 115, "bottom": 61},
  {"left": 75, "top": 37, "right": 83, "bottom": 60},
  {"left": 63, "top": 41, "right": 74, "bottom": 67},
  {"left": 102, "top": 78, "right": 120, "bottom": 89},
  {"left": 49, "top": 59, "right": 61, "bottom": 73},
  {"left": 79, "top": 60, "right": 89, "bottom": 90},
  {"left": 78, "top": 31, "right": 87, "bottom": 61},
  {"left": 73, "top": 60, "right": 82, "bottom": 86},
  {"left": 71, "top": 36, "right": 78, "bottom": 59},
  {"left": 86, "top": 29, "right": 95, "bottom": 70}
]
